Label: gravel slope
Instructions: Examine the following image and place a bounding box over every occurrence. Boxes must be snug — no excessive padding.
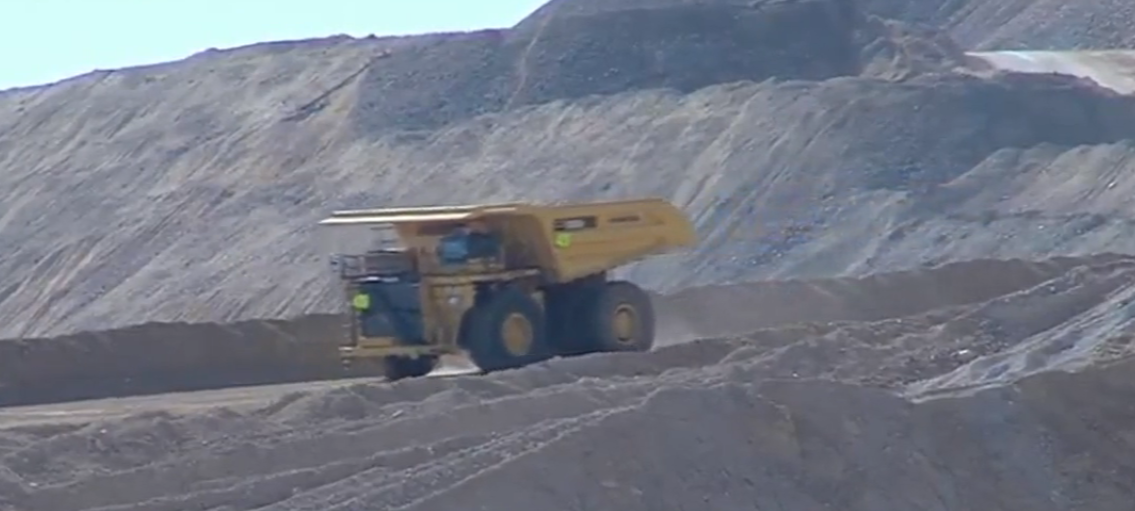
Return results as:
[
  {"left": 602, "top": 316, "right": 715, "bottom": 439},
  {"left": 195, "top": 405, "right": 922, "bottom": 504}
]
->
[
  {"left": 2, "top": 0, "right": 1135, "bottom": 509},
  {"left": 0, "top": 0, "right": 970, "bottom": 338},
  {"left": 522, "top": 0, "right": 1135, "bottom": 50},
  {"left": 5, "top": 63, "right": 1135, "bottom": 337},
  {"left": 865, "top": 0, "right": 1135, "bottom": 50},
  {"left": 2, "top": 254, "right": 1135, "bottom": 510},
  {"left": 2, "top": 0, "right": 1134, "bottom": 338}
]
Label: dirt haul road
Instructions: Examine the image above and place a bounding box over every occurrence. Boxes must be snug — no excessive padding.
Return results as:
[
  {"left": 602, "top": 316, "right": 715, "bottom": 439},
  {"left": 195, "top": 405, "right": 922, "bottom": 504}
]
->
[
  {"left": 2, "top": 254, "right": 1135, "bottom": 511},
  {"left": 966, "top": 50, "right": 1135, "bottom": 94},
  {"left": 0, "top": 361, "right": 478, "bottom": 429},
  {"left": 0, "top": 254, "right": 1117, "bottom": 409}
]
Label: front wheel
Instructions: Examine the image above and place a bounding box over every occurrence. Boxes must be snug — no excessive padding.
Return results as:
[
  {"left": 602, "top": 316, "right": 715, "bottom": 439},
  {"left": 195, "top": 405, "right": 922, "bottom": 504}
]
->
[
  {"left": 462, "top": 287, "right": 553, "bottom": 373},
  {"left": 383, "top": 355, "right": 438, "bottom": 381}
]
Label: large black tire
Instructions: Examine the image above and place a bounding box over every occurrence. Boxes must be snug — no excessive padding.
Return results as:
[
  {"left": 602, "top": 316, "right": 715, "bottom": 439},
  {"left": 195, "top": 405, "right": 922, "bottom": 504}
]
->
[
  {"left": 543, "top": 279, "right": 600, "bottom": 356},
  {"left": 581, "top": 281, "right": 656, "bottom": 353},
  {"left": 382, "top": 355, "right": 438, "bottom": 382},
  {"left": 462, "top": 287, "right": 553, "bottom": 373}
]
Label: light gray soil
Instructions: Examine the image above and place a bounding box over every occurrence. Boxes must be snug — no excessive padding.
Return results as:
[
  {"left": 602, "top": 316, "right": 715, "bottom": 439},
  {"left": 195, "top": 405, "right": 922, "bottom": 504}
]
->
[{"left": 2, "top": 0, "right": 1135, "bottom": 509}]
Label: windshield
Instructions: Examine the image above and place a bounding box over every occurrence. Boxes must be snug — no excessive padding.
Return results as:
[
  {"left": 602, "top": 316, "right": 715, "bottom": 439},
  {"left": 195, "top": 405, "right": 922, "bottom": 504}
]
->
[{"left": 320, "top": 222, "right": 404, "bottom": 256}]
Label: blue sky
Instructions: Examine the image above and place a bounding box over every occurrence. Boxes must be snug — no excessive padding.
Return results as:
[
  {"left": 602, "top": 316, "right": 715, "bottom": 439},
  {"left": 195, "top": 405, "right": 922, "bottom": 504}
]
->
[{"left": 1, "top": 0, "right": 548, "bottom": 90}]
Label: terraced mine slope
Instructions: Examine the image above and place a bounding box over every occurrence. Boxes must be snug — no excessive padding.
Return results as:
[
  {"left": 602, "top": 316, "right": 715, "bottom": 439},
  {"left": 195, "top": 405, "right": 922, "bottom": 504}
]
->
[
  {"left": 865, "top": 0, "right": 1135, "bottom": 50},
  {"left": 4, "top": 0, "right": 1135, "bottom": 337}
]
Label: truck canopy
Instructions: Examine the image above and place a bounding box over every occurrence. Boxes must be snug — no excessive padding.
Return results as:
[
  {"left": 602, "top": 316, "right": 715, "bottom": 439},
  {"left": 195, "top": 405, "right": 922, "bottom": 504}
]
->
[{"left": 318, "top": 197, "right": 696, "bottom": 282}]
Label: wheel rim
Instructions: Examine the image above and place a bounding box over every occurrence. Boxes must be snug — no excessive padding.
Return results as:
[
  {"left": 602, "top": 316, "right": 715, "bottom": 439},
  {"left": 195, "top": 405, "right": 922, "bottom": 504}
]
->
[
  {"left": 502, "top": 312, "right": 534, "bottom": 356},
  {"left": 612, "top": 304, "right": 638, "bottom": 344}
]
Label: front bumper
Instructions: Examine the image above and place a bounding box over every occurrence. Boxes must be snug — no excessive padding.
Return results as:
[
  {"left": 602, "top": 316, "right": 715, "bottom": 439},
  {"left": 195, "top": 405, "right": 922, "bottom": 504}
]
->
[{"left": 338, "top": 338, "right": 444, "bottom": 359}]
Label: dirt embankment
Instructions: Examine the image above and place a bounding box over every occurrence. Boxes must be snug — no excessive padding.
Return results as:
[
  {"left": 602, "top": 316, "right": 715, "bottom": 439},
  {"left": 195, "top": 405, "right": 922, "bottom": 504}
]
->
[
  {"left": 2, "top": 269, "right": 1134, "bottom": 510},
  {"left": 0, "top": 315, "right": 343, "bottom": 407},
  {"left": 0, "top": 0, "right": 967, "bottom": 340},
  {"left": 864, "top": 0, "right": 1135, "bottom": 50},
  {"left": 520, "top": 0, "right": 1135, "bottom": 54},
  {"left": 654, "top": 253, "right": 1131, "bottom": 338},
  {"left": 2, "top": 253, "right": 1128, "bottom": 408},
  {"left": 350, "top": 0, "right": 963, "bottom": 135},
  {"left": 7, "top": 57, "right": 1132, "bottom": 343},
  {"left": 4, "top": 0, "right": 1134, "bottom": 338}
]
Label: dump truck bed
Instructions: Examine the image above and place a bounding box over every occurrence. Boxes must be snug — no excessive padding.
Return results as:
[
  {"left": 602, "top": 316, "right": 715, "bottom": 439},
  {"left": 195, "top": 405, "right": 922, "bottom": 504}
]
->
[{"left": 319, "top": 197, "right": 696, "bottom": 283}]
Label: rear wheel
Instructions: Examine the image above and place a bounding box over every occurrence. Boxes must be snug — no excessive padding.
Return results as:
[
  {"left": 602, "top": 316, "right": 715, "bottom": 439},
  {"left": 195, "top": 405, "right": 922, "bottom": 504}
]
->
[
  {"left": 382, "top": 355, "right": 438, "bottom": 381},
  {"left": 581, "top": 281, "right": 656, "bottom": 353},
  {"left": 462, "top": 287, "right": 553, "bottom": 372},
  {"left": 544, "top": 274, "right": 605, "bottom": 356}
]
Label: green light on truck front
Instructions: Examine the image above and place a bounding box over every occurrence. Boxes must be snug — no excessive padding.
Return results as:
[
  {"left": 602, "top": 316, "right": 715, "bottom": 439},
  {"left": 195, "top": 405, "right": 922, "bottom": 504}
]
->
[{"left": 352, "top": 293, "right": 370, "bottom": 310}]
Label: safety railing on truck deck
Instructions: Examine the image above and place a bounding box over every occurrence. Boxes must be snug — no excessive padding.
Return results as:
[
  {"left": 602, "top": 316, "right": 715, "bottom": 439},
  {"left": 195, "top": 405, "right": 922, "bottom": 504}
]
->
[
  {"left": 332, "top": 243, "right": 524, "bottom": 279},
  {"left": 330, "top": 250, "right": 416, "bottom": 279}
]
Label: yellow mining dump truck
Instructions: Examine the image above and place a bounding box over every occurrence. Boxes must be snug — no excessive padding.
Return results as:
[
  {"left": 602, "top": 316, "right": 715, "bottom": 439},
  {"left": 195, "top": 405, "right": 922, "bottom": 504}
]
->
[{"left": 317, "top": 197, "right": 696, "bottom": 381}]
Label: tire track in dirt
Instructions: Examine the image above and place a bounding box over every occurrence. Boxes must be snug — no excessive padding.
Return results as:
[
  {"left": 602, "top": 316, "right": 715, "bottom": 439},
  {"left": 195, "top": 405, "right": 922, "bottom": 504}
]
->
[{"left": 13, "top": 359, "right": 681, "bottom": 510}]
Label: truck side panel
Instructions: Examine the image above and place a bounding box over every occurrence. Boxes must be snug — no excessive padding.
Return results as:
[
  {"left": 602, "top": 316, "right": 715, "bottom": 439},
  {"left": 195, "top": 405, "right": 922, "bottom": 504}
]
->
[{"left": 535, "top": 199, "right": 696, "bottom": 283}]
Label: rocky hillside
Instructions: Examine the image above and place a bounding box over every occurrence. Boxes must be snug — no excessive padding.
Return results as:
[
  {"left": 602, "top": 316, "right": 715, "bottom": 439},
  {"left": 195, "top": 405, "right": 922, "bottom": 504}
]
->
[
  {"left": 3, "top": 1, "right": 1135, "bottom": 509},
  {"left": 521, "top": 0, "right": 1135, "bottom": 50},
  {"left": 864, "top": 0, "right": 1135, "bottom": 50},
  {"left": 0, "top": 0, "right": 1133, "bottom": 338}
]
